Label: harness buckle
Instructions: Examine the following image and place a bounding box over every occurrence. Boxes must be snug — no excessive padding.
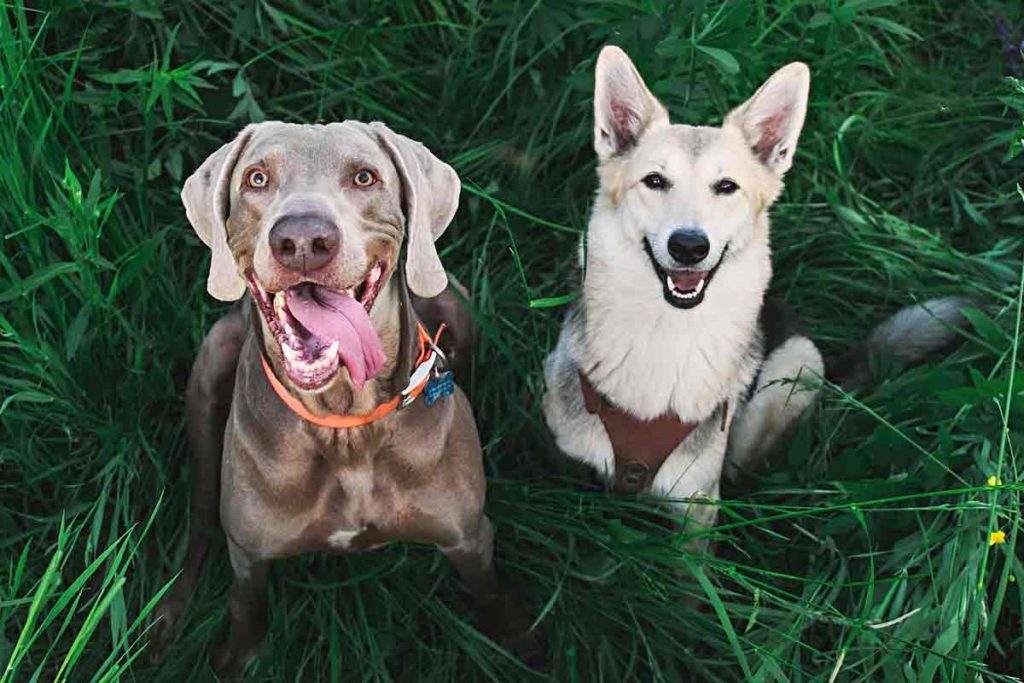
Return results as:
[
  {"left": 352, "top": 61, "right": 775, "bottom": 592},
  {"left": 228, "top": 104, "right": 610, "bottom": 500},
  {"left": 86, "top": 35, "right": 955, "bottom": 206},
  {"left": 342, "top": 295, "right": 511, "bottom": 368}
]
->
[{"left": 618, "top": 462, "right": 650, "bottom": 491}]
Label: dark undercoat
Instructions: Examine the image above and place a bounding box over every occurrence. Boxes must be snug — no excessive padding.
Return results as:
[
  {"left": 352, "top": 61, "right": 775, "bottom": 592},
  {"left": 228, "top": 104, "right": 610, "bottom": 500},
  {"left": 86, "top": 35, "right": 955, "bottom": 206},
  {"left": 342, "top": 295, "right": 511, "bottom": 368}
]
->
[{"left": 744, "top": 296, "right": 805, "bottom": 402}]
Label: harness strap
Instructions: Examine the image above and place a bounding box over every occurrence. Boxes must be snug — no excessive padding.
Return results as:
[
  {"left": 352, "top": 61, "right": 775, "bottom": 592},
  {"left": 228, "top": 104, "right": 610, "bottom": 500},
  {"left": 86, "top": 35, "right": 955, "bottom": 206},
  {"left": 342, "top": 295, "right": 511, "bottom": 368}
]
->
[
  {"left": 262, "top": 322, "right": 442, "bottom": 429},
  {"left": 578, "top": 370, "right": 728, "bottom": 493}
]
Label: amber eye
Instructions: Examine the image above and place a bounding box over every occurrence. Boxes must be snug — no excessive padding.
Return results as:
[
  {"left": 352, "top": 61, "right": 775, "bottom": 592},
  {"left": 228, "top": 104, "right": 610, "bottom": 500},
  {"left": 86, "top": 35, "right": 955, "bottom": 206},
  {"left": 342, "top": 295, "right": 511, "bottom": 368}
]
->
[
  {"left": 246, "top": 168, "right": 269, "bottom": 189},
  {"left": 353, "top": 169, "right": 378, "bottom": 188}
]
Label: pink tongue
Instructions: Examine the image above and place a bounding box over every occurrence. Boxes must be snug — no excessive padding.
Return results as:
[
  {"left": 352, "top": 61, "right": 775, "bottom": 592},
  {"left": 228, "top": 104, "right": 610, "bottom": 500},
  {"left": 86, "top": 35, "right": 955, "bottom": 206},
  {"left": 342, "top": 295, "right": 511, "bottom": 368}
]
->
[
  {"left": 670, "top": 270, "right": 708, "bottom": 292},
  {"left": 286, "top": 286, "right": 386, "bottom": 387}
]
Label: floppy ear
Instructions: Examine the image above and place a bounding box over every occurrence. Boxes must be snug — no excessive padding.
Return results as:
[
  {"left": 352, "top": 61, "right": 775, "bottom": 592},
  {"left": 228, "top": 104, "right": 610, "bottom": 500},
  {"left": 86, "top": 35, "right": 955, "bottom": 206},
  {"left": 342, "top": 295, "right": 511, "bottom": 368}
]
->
[
  {"left": 724, "top": 62, "right": 810, "bottom": 175},
  {"left": 180, "top": 125, "right": 256, "bottom": 301},
  {"left": 593, "top": 45, "right": 669, "bottom": 160},
  {"left": 370, "top": 122, "right": 459, "bottom": 299}
]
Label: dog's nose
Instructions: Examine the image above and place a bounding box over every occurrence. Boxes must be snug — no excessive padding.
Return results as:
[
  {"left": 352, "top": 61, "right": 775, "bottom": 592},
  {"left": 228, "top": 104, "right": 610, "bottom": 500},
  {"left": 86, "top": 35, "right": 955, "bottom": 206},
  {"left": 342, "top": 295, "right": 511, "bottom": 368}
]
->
[
  {"left": 268, "top": 214, "right": 340, "bottom": 272},
  {"left": 666, "top": 229, "right": 710, "bottom": 265}
]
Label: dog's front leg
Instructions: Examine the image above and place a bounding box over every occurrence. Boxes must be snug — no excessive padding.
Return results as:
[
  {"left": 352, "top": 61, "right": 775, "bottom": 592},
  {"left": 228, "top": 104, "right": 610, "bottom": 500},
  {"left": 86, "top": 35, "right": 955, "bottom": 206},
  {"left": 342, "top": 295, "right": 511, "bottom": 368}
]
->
[
  {"left": 149, "top": 307, "right": 247, "bottom": 663},
  {"left": 440, "top": 515, "right": 544, "bottom": 665},
  {"left": 213, "top": 539, "right": 270, "bottom": 678}
]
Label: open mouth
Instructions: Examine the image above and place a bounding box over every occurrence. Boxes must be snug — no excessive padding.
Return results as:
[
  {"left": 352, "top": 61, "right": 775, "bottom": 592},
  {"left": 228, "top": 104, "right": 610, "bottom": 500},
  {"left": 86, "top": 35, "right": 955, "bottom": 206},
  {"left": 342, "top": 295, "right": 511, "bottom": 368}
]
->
[
  {"left": 247, "top": 263, "right": 388, "bottom": 391},
  {"left": 642, "top": 238, "right": 728, "bottom": 310}
]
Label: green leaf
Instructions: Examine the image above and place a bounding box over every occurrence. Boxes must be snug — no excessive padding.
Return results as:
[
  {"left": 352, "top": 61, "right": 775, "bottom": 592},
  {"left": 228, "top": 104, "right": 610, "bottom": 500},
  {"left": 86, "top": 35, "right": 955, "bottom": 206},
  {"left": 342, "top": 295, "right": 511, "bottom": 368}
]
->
[
  {"left": 0, "top": 262, "right": 80, "bottom": 303},
  {"left": 529, "top": 292, "right": 578, "bottom": 309},
  {"left": 92, "top": 69, "right": 147, "bottom": 85},
  {"left": 809, "top": 12, "right": 834, "bottom": 28},
  {"left": 0, "top": 391, "right": 54, "bottom": 417},
  {"left": 960, "top": 306, "right": 1004, "bottom": 350},
  {"left": 64, "top": 305, "right": 91, "bottom": 361},
  {"left": 696, "top": 45, "right": 740, "bottom": 76}
]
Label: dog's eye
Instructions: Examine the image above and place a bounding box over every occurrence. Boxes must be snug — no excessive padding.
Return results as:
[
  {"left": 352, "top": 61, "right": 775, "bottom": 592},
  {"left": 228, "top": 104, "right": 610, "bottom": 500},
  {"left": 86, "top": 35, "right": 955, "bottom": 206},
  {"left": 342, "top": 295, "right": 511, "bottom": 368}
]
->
[
  {"left": 353, "top": 169, "right": 378, "bottom": 188},
  {"left": 712, "top": 178, "right": 739, "bottom": 195},
  {"left": 246, "top": 168, "right": 270, "bottom": 189},
  {"left": 641, "top": 172, "right": 669, "bottom": 190}
]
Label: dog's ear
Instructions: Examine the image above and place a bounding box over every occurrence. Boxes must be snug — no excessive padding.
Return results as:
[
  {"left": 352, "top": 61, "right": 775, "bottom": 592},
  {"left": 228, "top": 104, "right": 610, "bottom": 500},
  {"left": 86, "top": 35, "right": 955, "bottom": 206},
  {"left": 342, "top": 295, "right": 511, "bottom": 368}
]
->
[
  {"left": 725, "top": 62, "right": 810, "bottom": 175},
  {"left": 181, "top": 125, "right": 257, "bottom": 301},
  {"left": 593, "top": 45, "right": 669, "bottom": 160},
  {"left": 371, "top": 122, "right": 459, "bottom": 299},
  {"left": 393, "top": 264, "right": 419, "bottom": 394}
]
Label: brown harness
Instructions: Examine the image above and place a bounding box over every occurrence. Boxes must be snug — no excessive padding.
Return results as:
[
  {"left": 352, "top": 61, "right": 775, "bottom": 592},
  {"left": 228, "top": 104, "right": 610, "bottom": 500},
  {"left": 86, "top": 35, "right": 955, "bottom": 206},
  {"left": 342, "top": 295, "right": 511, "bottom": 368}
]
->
[{"left": 578, "top": 370, "right": 728, "bottom": 493}]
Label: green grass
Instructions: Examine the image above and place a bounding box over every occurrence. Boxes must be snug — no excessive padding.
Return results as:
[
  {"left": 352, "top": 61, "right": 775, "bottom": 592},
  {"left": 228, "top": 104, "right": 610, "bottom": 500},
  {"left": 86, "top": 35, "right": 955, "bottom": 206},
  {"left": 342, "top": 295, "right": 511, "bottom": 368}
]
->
[{"left": 2, "top": 0, "right": 1023, "bottom": 680}]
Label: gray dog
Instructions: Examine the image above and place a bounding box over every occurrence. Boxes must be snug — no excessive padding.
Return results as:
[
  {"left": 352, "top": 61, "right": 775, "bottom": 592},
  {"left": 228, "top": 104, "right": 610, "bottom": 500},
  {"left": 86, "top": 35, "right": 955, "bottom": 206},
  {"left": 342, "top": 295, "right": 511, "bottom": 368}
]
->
[{"left": 150, "top": 121, "right": 538, "bottom": 674}]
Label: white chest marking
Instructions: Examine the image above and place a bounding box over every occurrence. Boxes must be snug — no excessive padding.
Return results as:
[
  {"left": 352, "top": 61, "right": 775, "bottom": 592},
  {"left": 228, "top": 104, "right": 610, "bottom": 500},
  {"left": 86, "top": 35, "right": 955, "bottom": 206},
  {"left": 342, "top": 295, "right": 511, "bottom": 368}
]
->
[{"left": 328, "top": 527, "right": 365, "bottom": 549}]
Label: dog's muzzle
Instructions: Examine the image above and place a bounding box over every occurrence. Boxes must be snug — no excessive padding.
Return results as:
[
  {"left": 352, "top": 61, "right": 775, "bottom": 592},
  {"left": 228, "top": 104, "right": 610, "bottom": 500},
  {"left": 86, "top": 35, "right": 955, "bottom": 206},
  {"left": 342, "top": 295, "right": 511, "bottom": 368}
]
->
[{"left": 642, "top": 237, "right": 728, "bottom": 310}]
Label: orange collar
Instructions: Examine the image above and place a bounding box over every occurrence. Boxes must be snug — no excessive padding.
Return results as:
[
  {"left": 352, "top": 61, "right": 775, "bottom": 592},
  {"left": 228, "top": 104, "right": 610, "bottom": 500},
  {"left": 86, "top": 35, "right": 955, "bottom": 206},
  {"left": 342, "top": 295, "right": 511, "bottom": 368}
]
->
[{"left": 260, "top": 322, "right": 444, "bottom": 429}]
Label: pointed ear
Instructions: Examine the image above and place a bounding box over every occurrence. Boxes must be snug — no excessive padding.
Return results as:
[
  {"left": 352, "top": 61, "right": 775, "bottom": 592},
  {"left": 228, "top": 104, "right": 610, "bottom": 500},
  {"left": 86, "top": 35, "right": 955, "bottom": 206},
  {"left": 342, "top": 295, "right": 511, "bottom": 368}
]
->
[
  {"left": 724, "top": 62, "right": 810, "bottom": 175},
  {"left": 181, "top": 125, "right": 256, "bottom": 301},
  {"left": 593, "top": 45, "right": 669, "bottom": 160},
  {"left": 370, "top": 122, "right": 459, "bottom": 299}
]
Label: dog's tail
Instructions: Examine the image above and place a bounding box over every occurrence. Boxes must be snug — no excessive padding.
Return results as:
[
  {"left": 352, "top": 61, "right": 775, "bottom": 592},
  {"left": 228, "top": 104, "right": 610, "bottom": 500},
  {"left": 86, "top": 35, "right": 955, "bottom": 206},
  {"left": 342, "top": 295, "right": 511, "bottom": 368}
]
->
[{"left": 825, "top": 297, "right": 973, "bottom": 387}]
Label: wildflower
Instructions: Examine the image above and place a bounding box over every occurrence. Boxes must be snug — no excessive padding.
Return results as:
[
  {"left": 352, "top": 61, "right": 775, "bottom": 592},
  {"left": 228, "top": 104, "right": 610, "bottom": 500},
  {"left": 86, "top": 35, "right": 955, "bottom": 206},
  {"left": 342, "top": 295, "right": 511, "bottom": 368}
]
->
[
  {"left": 997, "top": 18, "right": 1024, "bottom": 76},
  {"left": 989, "top": 530, "right": 1007, "bottom": 546},
  {"left": 987, "top": 475, "right": 1003, "bottom": 487}
]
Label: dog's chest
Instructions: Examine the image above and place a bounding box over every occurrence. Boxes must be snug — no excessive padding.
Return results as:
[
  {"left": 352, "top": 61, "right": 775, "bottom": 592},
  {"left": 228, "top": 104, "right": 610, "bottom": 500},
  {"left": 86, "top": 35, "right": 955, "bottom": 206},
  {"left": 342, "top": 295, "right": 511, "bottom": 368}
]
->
[
  {"left": 292, "top": 439, "right": 413, "bottom": 554},
  {"left": 297, "top": 468, "right": 403, "bottom": 555},
  {"left": 224, "top": 417, "right": 413, "bottom": 556},
  {"left": 580, "top": 296, "right": 761, "bottom": 422}
]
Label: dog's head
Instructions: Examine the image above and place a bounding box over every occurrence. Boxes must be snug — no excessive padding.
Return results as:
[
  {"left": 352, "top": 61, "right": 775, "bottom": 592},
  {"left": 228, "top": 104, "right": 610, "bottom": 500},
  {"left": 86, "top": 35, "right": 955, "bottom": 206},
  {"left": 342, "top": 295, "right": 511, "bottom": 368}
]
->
[
  {"left": 182, "top": 121, "right": 459, "bottom": 392},
  {"left": 590, "top": 46, "right": 809, "bottom": 309}
]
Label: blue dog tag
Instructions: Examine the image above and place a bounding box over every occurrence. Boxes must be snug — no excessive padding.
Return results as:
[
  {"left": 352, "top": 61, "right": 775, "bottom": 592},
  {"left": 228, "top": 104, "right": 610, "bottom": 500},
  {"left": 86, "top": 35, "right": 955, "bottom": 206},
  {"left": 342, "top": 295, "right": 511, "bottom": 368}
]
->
[{"left": 424, "top": 370, "right": 455, "bottom": 406}]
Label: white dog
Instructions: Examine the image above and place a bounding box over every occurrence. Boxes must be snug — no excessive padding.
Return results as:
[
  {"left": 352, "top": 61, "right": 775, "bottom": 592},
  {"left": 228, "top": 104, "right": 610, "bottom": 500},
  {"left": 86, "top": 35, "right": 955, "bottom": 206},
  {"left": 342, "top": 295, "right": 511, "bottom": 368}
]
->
[{"left": 542, "top": 46, "right": 967, "bottom": 525}]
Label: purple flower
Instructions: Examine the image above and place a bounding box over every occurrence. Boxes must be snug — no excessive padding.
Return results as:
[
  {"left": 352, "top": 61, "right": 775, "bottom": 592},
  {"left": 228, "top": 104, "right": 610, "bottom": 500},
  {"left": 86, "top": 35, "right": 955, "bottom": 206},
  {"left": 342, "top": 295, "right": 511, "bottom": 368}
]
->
[{"left": 997, "top": 17, "right": 1024, "bottom": 76}]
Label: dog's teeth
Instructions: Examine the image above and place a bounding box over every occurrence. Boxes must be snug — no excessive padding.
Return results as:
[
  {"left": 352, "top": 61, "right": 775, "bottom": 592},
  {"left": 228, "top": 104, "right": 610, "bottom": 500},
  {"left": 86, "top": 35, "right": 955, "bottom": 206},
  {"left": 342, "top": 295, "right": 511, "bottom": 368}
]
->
[
  {"left": 666, "top": 274, "right": 706, "bottom": 300},
  {"left": 311, "top": 344, "right": 338, "bottom": 371},
  {"left": 287, "top": 342, "right": 340, "bottom": 378},
  {"left": 670, "top": 288, "right": 697, "bottom": 300}
]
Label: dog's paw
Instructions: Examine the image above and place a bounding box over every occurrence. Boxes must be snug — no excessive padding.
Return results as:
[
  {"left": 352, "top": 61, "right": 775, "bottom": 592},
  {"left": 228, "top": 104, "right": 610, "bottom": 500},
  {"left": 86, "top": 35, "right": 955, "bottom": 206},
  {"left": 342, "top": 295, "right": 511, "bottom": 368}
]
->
[
  {"left": 145, "top": 594, "right": 186, "bottom": 666},
  {"left": 476, "top": 593, "right": 548, "bottom": 668},
  {"left": 500, "top": 627, "right": 547, "bottom": 668},
  {"left": 211, "top": 632, "right": 262, "bottom": 680}
]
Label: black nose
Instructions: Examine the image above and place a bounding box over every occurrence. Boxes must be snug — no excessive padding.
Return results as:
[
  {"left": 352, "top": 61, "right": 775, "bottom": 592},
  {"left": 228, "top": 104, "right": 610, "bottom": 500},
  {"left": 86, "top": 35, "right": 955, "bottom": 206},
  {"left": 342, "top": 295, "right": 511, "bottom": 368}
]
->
[
  {"left": 666, "top": 230, "right": 710, "bottom": 265},
  {"left": 268, "top": 214, "right": 340, "bottom": 272}
]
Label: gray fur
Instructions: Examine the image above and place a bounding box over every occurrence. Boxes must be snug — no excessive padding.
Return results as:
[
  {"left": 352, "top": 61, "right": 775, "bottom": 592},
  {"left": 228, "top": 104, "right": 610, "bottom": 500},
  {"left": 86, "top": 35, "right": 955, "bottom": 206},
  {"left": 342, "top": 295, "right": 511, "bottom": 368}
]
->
[
  {"left": 826, "top": 296, "right": 972, "bottom": 386},
  {"left": 153, "top": 122, "right": 540, "bottom": 674}
]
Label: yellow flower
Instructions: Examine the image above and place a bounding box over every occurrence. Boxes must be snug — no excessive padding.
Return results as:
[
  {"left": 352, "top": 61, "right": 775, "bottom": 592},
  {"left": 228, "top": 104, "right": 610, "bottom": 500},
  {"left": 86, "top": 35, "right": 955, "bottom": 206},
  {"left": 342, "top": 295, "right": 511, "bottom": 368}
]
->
[
  {"left": 987, "top": 475, "right": 1003, "bottom": 487},
  {"left": 989, "top": 530, "right": 1006, "bottom": 546}
]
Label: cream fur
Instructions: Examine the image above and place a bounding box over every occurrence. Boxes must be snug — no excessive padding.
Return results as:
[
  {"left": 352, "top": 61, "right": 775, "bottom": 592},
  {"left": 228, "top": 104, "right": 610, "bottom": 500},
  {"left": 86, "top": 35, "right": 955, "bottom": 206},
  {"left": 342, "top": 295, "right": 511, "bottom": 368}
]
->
[
  {"left": 543, "top": 48, "right": 814, "bottom": 514},
  {"left": 724, "top": 336, "right": 823, "bottom": 479}
]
